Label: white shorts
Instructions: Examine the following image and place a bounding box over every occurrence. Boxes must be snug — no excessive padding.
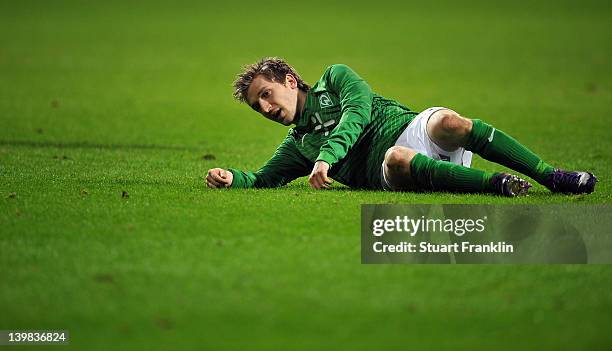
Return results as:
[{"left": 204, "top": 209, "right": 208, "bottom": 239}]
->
[{"left": 381, "top": 107, "right": 473, "bottom": 190}]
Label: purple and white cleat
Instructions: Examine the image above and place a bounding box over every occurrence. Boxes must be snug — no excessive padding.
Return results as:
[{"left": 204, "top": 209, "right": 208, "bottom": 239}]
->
[
  {"left": 546, "top": 169, "right": 597, "bottom": 194},
  {"left": 491, "top": 173, "right": 532, "bottom": 197}
]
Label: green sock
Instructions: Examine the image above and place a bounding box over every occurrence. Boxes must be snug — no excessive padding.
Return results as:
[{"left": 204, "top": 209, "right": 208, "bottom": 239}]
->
[
  {"left": 410, "top": 153, "right": 498, "bottom": 193},
  {"left": 465, "top": 120, "right": 554, "bottom": 185}
]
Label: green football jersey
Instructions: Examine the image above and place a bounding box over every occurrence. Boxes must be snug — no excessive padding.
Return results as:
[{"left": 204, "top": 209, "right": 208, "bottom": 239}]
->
[{"left": 229, "top": 64, "right": 418, "bottom": 189}]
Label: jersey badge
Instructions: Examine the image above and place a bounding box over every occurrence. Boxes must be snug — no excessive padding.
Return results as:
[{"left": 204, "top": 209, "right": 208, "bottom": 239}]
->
[{"left": 319, "top": 93, "right": 334, "bottom": 108}]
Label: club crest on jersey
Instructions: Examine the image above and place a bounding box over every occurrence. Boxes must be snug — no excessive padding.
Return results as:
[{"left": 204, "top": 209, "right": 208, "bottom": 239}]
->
[{"left": 319, "top": 93, "right": 333, "bottom": 108}]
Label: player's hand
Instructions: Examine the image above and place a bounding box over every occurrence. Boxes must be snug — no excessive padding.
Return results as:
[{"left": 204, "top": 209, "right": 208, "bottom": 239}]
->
[
  {"left": 206, "top": 168, "right": 233, "bottom": 189},
  {"left": 309, "top": 161, "right": 333, "bottom": 190}
]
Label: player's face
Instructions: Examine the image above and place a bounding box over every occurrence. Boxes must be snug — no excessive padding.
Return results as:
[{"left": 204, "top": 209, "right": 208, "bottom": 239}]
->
[{"left": 246, "top": 74, "right": 299, "bottom": 126}]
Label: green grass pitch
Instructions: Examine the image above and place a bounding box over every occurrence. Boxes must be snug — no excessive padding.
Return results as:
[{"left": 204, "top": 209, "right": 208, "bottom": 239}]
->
[{"left": 1, "top": 0, "right": 611, "bottom": 349}]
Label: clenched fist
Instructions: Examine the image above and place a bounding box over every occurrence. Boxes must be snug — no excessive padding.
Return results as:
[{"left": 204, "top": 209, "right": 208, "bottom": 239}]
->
[{"left": 206, "top": 168, "right": 233, "bottom": 188}]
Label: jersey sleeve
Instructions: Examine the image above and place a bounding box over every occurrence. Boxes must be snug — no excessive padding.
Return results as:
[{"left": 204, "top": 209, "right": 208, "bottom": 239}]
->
[
  {"left": 315, "top": 64, "right": 373, "bottom": 167},
  {"left": 228, "top": 134, "right": 312, "bottom": 188}
]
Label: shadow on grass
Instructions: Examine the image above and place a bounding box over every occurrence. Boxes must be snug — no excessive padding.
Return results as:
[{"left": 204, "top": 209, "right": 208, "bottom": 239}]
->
[
  {"left": 0, "top": 139, "right": 200, "bottom": 152},
  {"left": 78, "top": 178, "right": 182, "bottom": 187}
]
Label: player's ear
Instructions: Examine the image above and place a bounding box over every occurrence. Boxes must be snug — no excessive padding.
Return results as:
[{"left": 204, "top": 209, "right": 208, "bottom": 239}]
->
[{"left": 285, "top": 74, "right": 297, "bottom": 89}]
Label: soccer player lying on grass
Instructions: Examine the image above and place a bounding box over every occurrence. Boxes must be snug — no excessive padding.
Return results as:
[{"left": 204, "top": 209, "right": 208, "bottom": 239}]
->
[{"left": 206, "top": 58, "right": 597, "bottom": 196}]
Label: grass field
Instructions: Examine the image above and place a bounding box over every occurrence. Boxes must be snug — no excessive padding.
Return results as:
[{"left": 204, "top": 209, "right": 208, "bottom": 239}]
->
[{"left": 1, "top": 0, "right": 612, "bottom": 349}]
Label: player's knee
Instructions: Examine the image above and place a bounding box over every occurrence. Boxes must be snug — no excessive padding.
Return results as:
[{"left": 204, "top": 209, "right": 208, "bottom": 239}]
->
[
  {"left": 385, "top": 146, "right": 415, "bottom": 172},
  {"left": 434, "top": 110, "right": 472, "bottom": 138},
  {"left": 384, "top": 146, "right": 416, "bottom": 190},
  {"left": 428, "top": 110, "right": 473, "bottom": 150}
]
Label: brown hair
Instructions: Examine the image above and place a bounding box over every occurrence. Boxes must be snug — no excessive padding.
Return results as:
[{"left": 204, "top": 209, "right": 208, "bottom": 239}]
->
[{"left": 232, "top": 57, "right": 310, "bottom": 103}]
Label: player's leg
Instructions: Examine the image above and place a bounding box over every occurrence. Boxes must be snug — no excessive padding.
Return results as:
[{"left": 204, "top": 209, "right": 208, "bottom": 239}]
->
[
  {"left": 427, "top": 109, "right": 597, "bottom": 194},
  {"left": 427, "top": 109, "right": 552, "bottom": 183},
  {"left": 382, "top": 145, "right": 530, "bottom": 196}
]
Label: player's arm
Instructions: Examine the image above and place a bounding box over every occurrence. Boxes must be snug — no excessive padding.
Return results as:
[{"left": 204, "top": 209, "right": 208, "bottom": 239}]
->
[
  {"left": 309, "top": 64, "right": 374, "bottom": 189},
  {"left": 316, "top": 64, "right": 373, "bottom": 166},
  {"left": 207, "top": 135, "right": 312, "bottom": 189}
]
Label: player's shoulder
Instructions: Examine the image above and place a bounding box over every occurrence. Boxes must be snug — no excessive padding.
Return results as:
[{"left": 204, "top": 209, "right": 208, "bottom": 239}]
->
[
  {"left": 312, "top": 64, "right": 359, "bottom": 93},
  {"left": 322, "top": 64, "right": 363, "bottom": 82},
  {"left": 323, "top": 63, "right": 354, "bottom": 75}
]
